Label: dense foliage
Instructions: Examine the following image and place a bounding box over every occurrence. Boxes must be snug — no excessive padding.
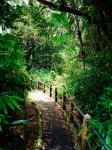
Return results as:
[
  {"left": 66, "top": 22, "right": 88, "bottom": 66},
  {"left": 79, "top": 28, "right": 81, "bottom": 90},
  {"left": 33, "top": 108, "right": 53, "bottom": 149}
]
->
[
  {"left": 0, "top": 0, "right": 112, "bottom": 149},
  {"left": 0, "top": 1, "right": 31, "bottom": 132},
  {"left": 33, "top": 0, "right": 112, "bottom": 149}
]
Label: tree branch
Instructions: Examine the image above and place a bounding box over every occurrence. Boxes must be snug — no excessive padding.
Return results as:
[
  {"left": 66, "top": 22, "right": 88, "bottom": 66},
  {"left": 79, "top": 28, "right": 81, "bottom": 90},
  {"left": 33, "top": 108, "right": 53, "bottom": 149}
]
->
[{"left": 36, "top": 0, "right": 90, "bottom": 20}]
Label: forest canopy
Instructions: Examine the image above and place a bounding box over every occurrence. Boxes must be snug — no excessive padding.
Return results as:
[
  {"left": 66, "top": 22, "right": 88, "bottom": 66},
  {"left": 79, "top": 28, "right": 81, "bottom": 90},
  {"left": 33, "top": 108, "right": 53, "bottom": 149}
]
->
[{"left": 0, "top": 0, "right": 112, "bottom": 149}]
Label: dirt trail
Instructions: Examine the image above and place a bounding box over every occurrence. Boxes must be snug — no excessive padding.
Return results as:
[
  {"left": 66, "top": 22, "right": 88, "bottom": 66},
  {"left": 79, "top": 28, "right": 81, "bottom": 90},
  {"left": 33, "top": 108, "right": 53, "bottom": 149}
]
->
[{"left": 28, "top": 90, "right": 78, "bottom": 150}]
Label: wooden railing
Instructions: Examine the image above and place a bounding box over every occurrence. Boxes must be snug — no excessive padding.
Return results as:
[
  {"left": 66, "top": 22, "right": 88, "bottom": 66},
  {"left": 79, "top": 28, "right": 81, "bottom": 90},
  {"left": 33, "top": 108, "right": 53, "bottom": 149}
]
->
[{"left": 37, "top": 81, "right": 111, "bottom": 150}]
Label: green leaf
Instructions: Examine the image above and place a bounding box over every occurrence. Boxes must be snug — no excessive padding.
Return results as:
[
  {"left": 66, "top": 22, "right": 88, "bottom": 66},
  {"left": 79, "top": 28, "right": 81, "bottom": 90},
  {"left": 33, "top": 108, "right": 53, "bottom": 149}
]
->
[
  {"left": 100, "top": 95, "right": 112, "bottom": 110},
  {"left": 0, "top": 95, "right": 22, "bottom": 113},
  {"left": 51, "top": 12, "right": 69, "bottom": 28},
  {"left": 8, "top": 97, "right": 20, "bottom": 110},
  {"left": 52, "top": 34, "right": 70, "bottom": 44},
  {"left": 12, "top": 120, "right": 30, "bottom": 125},
  {"left": 4, "top": 98, "right": 15, "bottom": 110},
  {"left": 88, "top": 119, "right": 103, "bottom": 134},
  {"left": 0, "top": 99, "right": 8, "bottom": 114}
]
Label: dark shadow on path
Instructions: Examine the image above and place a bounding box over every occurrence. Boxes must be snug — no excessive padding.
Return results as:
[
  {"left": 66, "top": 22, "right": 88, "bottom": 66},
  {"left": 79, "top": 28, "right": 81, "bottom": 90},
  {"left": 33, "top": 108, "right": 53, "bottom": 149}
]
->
[{"left": 28, "top": 90, "right": 78, "bottom": 150}]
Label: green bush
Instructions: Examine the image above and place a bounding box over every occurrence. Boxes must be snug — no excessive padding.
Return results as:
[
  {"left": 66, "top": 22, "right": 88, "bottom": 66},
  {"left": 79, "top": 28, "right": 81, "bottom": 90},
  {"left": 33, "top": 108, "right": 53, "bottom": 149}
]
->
[{"left": 0, "top": 33, "right": 31, "bottom": 131}]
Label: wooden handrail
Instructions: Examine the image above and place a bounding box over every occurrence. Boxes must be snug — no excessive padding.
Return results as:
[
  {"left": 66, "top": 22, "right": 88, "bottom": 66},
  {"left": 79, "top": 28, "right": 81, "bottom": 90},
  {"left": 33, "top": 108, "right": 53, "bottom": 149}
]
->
[{"left": 37, "top": 80, "right": 112, "bottom": 150}]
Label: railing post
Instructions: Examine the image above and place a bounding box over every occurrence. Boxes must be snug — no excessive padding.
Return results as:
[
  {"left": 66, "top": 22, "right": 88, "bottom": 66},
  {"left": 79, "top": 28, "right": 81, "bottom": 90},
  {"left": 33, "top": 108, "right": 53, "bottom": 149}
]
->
[
  {"left": 38, "top": 81, "right": 39, "bottom": 90},
  {"left": 50, "top": 85, "right": 52, "bottom": 97},
  {"left": 62, "top": 92, "right": 66, "bottom": 110},
  {"left": 43, "top": 84, "right": 45, "bottom": 93},
  {"left": 55, "top": 88, "right": 58, "bottom": 102},
  {"left": 81, "top": 114, "right": 91, "bottom": 150},
  {"left": 69, "top": 101, "right": 74, "bottom": 123}
]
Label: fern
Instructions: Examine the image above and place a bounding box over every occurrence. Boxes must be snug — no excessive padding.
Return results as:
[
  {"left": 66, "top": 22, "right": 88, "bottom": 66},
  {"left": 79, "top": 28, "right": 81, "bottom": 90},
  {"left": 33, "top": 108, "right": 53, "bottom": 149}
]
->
[
  {"left": 0, "top": 95, "right": 23, "bottom": 132},
  {"left": 0, "top": 95, "right": 23, "bottom": 114}
]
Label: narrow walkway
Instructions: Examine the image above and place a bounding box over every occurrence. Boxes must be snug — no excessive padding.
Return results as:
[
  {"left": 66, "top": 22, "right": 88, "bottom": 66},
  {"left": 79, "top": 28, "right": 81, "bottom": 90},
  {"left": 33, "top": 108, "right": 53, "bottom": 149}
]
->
[{"left": 28, "top": 90, "right": 78, "bottom": 150}]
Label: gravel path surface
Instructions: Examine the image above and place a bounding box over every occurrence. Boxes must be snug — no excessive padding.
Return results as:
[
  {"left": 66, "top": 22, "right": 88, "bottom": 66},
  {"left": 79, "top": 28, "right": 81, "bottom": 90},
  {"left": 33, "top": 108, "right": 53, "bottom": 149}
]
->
[{"left": 28, "top": 90, "right": 77, "bottom": 150}]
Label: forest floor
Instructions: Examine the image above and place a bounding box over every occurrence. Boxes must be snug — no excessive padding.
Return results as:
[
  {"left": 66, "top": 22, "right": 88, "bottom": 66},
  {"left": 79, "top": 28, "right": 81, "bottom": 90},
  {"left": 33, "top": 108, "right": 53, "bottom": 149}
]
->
[
  {"left": 0, "top": 98, "right": 40, "bottom": 150},
  {"left": 28, "top": 90, "right": 79, "bottom": 150}
]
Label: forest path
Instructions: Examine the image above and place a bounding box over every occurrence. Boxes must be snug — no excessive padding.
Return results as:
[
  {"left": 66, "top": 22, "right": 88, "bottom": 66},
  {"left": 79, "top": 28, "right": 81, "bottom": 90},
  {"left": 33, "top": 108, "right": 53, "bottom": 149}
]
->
[{"left": 28, "top": 90, "right": 78, "bottom": 150}]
